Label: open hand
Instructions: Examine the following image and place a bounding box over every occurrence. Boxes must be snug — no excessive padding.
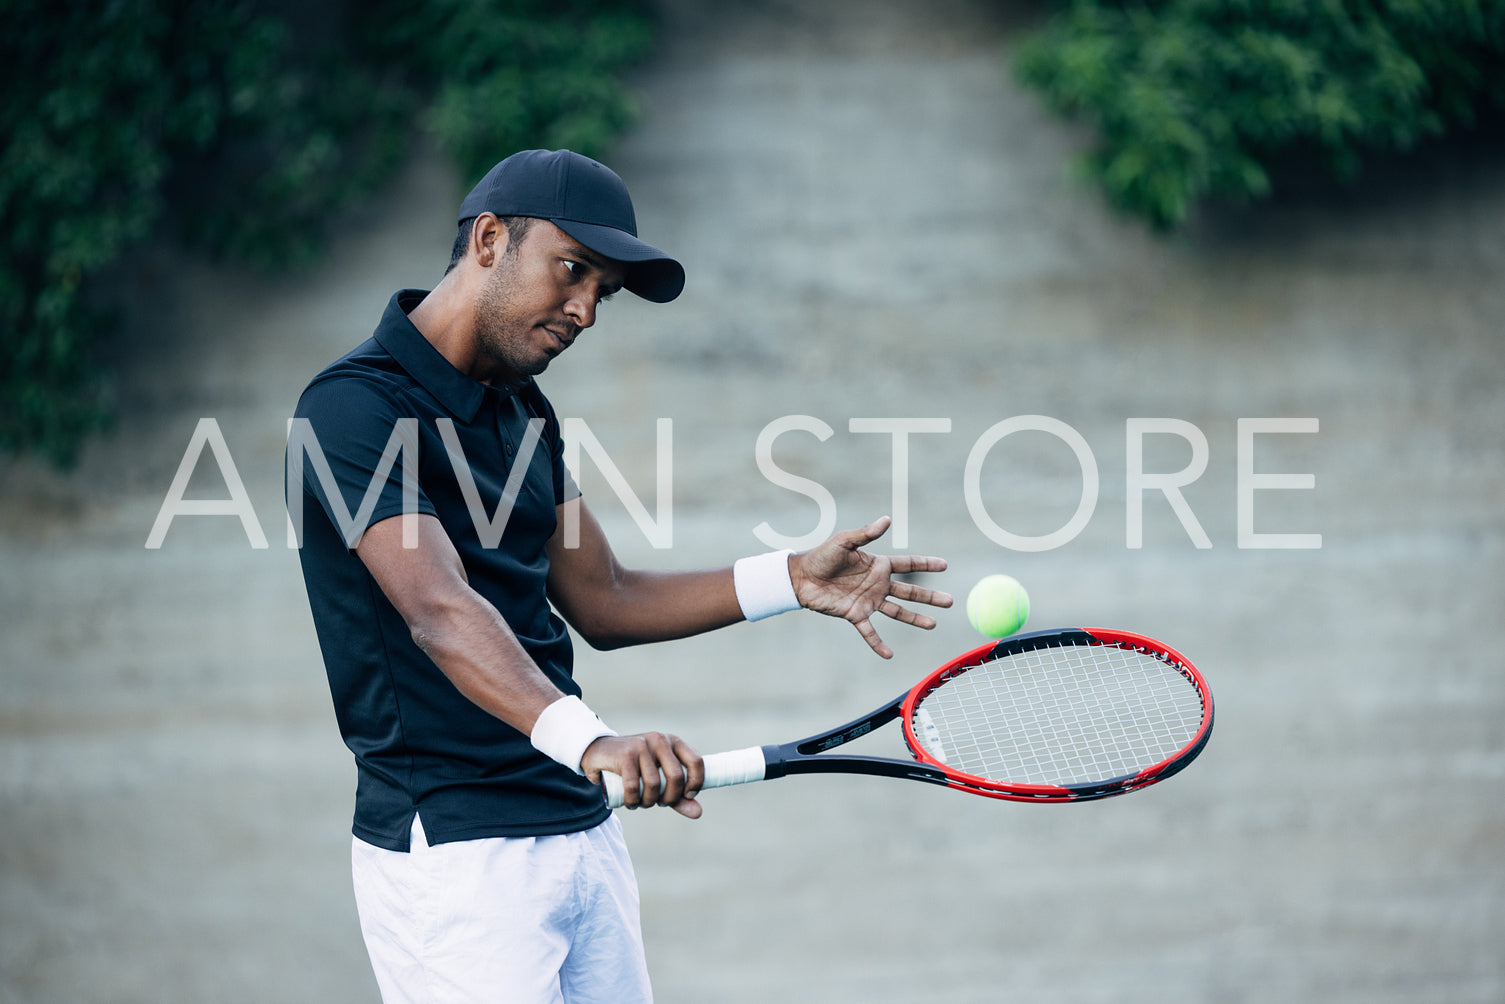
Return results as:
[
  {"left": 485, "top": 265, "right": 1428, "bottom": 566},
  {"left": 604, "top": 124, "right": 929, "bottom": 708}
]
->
[{"left": 790, "top": 516, "right": 952, "bottom": 658}]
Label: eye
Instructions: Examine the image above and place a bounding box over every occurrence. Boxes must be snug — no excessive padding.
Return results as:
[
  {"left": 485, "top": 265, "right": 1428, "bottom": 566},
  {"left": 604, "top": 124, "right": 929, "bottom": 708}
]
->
[
  {"left": 598, "top": 287, "right": 619, "bottom": 304},
  {"left": 561, "top": 259, "right": 584, "bottom": 278}
]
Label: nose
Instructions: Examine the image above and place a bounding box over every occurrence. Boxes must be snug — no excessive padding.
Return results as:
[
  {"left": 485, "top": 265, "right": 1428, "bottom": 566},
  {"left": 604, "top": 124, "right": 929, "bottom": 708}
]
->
[{"left": 563, "top": 291, "right": 597, "bottom": 332}]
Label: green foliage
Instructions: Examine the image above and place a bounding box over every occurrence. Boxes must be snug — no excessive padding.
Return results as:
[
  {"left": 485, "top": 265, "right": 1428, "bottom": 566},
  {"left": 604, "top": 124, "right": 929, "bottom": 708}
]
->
[
  {"left": 361, "top": 0, "right": 655, "bottom": 181},
  {"left": 1, "top": 0, "right": 654, "bottom": 466},
  {"left": 1014, "top": 0, "right": 1505, "bottom": 228}
]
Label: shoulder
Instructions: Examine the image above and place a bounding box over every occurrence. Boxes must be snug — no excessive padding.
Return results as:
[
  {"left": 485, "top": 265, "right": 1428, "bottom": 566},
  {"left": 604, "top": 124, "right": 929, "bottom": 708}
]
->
[{"left": 295, "top": 339, "right": 412, "bottom": 424}]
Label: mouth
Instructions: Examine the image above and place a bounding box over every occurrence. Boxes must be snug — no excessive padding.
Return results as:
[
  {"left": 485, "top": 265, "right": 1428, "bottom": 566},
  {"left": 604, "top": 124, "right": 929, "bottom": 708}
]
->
[{"left": 541, "top": 326, "right": 575, "bottom": 353}]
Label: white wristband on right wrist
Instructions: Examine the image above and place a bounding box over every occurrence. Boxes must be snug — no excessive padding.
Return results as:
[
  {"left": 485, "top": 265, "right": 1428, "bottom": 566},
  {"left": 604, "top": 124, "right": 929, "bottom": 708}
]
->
[
  {"left": 733, "top": 549, "right": 800, "bottom": 621},
  {"left": 530, "top": 695, "right": 617, "bottom": 775}
]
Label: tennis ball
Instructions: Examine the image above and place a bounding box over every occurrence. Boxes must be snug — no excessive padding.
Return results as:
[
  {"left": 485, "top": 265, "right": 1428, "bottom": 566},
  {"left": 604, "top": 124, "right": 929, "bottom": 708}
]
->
[{"left": 966, "top": 574, "right": 1030, "bottom": 638}]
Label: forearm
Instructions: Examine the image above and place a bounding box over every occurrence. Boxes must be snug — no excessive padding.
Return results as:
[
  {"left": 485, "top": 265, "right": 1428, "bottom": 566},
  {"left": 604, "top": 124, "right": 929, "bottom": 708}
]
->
[
  {"left": 406, "top": 585, "right": 566, "bottom": 732},
  {"left": 549, "top": 498, "right": 794, "bottom": 649},
  {"left": 560, "top": 565, "right": 745, "bottom": 650}
]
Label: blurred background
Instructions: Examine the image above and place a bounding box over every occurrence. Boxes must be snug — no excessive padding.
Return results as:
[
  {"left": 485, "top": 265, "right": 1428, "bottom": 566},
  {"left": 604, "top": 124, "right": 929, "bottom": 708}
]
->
[{"left": 2, "top": 1, "right": 1503, "bottom": 1001}]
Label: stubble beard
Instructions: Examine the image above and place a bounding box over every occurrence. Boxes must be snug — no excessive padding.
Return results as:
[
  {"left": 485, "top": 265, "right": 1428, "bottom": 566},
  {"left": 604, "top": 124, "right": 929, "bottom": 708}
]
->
[{"left": 473, "top": 258, "right": 547, "bottom": 383}]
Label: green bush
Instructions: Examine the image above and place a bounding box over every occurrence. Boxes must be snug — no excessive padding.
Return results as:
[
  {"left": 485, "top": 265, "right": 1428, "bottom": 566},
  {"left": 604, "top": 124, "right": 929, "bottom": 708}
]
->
[
  {"left": 360, "top": 0, "right": 655, "bottom": 181},
  {"left": 1, "top": 0, "right": 654, "bottom": 465},
  {"left": 1014, "top": 0, "right": 1505, "bottom": 229}
]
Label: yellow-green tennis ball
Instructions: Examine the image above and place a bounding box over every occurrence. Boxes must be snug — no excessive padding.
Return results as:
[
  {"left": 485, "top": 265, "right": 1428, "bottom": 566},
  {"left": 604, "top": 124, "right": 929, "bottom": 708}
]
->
[{"left": 967, "top": 574, "right": 1030, "bottom": 638}]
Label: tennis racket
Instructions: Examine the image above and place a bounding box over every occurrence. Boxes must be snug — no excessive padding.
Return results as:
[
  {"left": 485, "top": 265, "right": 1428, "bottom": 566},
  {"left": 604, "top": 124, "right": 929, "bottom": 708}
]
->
[{"left": 601, "top": 627, "right": 1212, "bottom": 807}]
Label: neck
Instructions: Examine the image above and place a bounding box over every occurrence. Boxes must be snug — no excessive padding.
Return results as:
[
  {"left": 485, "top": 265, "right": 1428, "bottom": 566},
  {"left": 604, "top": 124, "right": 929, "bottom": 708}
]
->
[{"left": 408, "top": 272, "right": 511, "bottom": 384}]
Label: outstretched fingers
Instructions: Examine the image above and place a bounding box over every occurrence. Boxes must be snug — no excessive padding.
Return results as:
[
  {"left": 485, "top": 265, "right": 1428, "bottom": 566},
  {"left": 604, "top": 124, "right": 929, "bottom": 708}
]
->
[
  {"left": 853, "top": 616, "right": 894, "bottom": 660},
  {"left": 795, "top": 517, "right": 954, "bottom": 657},
  {"left": 887, "top": 577, "right": 953, "bottom": 611},
  {"left": 878, "top": 599, "right": 937, "bottom": 631},
  {"left": 870, "top": 572, "right": 953, "bottom": 635},
  {"left": 888, "top": 553, "right": 949, "bottom": 576}
]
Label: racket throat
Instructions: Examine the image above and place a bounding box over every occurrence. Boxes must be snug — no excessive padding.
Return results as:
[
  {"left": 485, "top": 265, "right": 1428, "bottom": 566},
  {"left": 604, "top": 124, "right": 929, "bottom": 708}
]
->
[{"left": 759, "top": 744, "right": 791, "bottom": 781}]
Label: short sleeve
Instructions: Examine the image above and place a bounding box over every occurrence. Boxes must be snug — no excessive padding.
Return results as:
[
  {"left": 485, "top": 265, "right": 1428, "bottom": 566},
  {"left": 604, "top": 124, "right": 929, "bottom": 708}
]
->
[
  {"left": 288, "top": 375, "right": 437, "bottom": 548},
  {"left": 523, "top": 380, "right": 580, "bottom": 506},
  {"left": 559, "top": 464, "right": 581, "bottom": 504}
]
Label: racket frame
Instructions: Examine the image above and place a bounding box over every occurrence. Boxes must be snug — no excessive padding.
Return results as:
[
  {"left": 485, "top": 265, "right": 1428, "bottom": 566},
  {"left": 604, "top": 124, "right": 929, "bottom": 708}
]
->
[{"left": 764, "top": 627, "right": 1213, "bottom": 803}]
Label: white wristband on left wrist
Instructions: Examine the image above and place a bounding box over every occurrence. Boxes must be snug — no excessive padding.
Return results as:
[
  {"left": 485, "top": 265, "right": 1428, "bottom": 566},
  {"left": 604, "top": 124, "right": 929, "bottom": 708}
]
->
[
  {"left": 733, "top": 549, "right": 800, "bottom": 621},
  {"left": 530, "top": 695, "right": 617, "bottom": 774}
]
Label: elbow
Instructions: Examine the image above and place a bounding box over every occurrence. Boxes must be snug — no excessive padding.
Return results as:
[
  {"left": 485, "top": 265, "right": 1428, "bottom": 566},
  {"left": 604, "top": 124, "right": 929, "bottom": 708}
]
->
[
  {"left": 404, "top": 593, "right": 472, "bottom": 660},
  {"left": 563, "top": 595, "right": 641, "bottom": 651},
  {"left": 589, "top": 635, "right": 632, "bottom": 652},
  {"left": 410, "top": 623, "right": 440, "bottom": 657},
  {"left": 552, "top": 573, "right": 638, "bottom": 651},
  {"left": 571, "top": 620, "right": 633, "bottom": 652}
]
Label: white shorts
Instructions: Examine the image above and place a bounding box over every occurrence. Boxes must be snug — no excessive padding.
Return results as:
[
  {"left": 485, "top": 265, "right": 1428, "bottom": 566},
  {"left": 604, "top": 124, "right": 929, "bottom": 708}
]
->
[{"left": 351, "top": 814, "right": 652, "bottom": 1004}]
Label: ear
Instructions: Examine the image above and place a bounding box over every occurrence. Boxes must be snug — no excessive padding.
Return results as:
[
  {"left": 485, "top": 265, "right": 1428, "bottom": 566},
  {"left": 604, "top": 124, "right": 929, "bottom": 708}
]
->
[{"left": 471, "top": 213, "right": 509, "bottom": 267}]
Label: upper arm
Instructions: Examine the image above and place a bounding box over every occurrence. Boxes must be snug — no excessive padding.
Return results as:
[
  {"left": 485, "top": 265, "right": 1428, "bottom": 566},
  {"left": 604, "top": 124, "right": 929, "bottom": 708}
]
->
[
  {"left": 356, "top": 512, "right": 470, "bottom": 639},
  {"left": 544, "top": 496, "right": 624, "bottom": 637}
]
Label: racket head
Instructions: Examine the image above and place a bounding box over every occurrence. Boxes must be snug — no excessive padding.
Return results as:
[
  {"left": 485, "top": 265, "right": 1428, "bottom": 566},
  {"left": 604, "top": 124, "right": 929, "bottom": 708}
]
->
[{"left": 900, "top": 628, "right": 1213, "bottom": 802}]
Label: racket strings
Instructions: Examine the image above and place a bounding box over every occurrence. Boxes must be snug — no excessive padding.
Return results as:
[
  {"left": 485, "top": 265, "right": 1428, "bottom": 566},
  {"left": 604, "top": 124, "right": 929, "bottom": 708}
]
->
[{"left": 913, "top": 644, "right": 1206, "bottom": 787}]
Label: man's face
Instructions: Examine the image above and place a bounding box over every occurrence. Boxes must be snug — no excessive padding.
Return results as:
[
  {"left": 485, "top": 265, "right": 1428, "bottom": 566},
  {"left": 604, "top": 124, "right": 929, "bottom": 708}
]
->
[{"left": 473, "top": 220, "right": 627, "bottom": 385}]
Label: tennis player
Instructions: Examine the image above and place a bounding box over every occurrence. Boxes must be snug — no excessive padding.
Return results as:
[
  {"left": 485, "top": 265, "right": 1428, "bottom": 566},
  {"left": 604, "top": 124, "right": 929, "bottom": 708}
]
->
[{"left": 290, "top": 149, "right": 951, "bottom": 1003}]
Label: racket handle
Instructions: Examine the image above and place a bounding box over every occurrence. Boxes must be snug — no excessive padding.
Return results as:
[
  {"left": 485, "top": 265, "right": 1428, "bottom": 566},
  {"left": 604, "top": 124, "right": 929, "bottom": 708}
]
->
[{"left": 601, "top": 746, "right": 767, "bottom": 809}]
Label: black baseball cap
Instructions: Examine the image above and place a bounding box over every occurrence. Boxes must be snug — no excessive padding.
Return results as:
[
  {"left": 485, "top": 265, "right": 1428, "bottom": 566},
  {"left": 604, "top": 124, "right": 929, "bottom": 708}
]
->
[{"left": 457, "top": 149, "right": 686, "bottom": 303}]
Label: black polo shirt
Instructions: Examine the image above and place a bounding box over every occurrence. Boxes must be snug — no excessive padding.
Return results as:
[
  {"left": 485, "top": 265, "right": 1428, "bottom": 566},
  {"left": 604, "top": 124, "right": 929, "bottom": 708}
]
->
[{"left": 290, "top": 289, "right": 610, "bottom": 851}]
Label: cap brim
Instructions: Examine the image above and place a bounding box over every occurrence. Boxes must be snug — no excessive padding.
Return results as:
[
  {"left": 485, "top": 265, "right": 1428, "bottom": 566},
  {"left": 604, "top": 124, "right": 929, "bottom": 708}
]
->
[{"left": 553, "top": 219, "right": 686, "bottom": 303}]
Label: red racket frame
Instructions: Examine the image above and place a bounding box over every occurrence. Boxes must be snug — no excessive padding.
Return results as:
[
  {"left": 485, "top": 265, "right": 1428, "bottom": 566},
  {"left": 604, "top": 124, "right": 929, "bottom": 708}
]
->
[{"left": 897, "top": 628, "right": 1214, "bottom": 802}]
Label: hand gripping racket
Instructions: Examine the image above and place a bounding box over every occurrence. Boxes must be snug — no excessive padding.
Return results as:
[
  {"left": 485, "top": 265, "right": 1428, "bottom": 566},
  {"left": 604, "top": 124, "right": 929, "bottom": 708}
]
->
[{"left": 602, "top": 628, "right": 1213, "bottom": 807}]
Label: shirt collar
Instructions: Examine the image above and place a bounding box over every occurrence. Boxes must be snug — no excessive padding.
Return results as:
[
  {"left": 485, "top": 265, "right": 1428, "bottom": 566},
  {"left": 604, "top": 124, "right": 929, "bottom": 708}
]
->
[{"left": 372, "top": 289, "right": 527, "bottom": 422}]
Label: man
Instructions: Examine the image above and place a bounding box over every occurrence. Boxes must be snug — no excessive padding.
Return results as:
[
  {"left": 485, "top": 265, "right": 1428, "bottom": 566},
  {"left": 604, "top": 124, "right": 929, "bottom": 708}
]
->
[{"left": 290, "top": 149, "right": 951, "bottom": 1002}]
